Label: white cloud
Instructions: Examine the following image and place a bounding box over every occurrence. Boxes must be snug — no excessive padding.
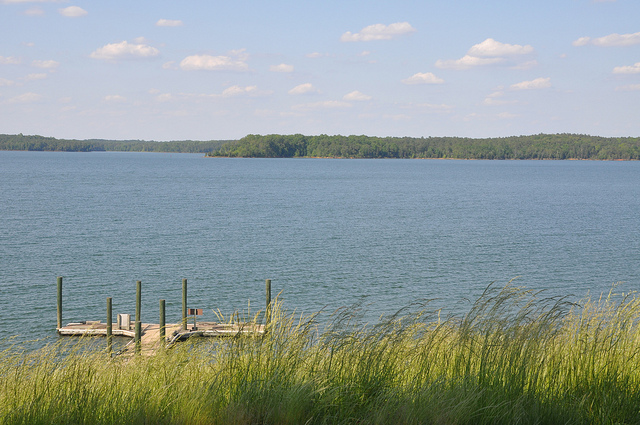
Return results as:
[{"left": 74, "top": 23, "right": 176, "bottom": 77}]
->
[
  {"left": 497, "top": 112, "right": 519, "bottom": 119},
  {"left": 270, "top": 63, "right": 294, "bottom": 73},
  {"left": 464, "top": 112, "right": 481, "bottom": 121},
  {"left": 483, "top": 90, "right": 521, "bottom": 106},
  {"left": 156, "top": 19, "right": 183, "bottom": 27},
  {"left": 468, "top": 38, "right": 534, "bottom": 57},
  {"left": 132, "top": 36, "right": 149, "bottom": 45},
  {"left": 401, "top": 102, "right": 454, "bottom": 112},
  {"left": 341, "top": 22, "right": 416, "bottom": 42},
  {"left": 0, "top": 77, "right": 16, "bottom": 86},
  {"left": 510, "top": 77, "right": 551, "bottom": 90},
  {"left": 288, "top": 83, "right": 318, "bottom": 95},
  {"left": 436, "top": 38, "right": 534, "bottom": 70},
  {"left": 221, "top": 85, "right": 258, "bottom": 97},
  {"left": 59, "top": 6, "right": 87, "bottom": 17},
  {"left": 306, "top": 52, "right": 326, "bottom": 58},
  {"left": 615, "top": 84, "right": 640, "bottom": 91},
  {"left": 484, "top": 91, "right": 513, "bottom": 105},
  {"left": 31, "top": 59, "right": 59, "bottom": 69},
  {"left": 401, "top": 72, "right": 444, "bottom": 85},
  {"left": 293, "top": 100, "right": 352, "bottom": 109},
  {"left": 420, "top": 103, "right": 453, "bottom": 111},
  {"left": 104, "top": 95, "right": 126, "bottom": 103},
  {"left": 162, "top": 61, "right": 176, "bottom": 69},
  {"left": 24, "top": 73, "right": 47, "bottom": 81},
  {"left": 613, "top": 62, "right": 640, "bottom": 74},
  {"left": 173, "top": 85, "right": 271, "bottom": 100},
  {"left": 573, "top": 32, "right": 640, "bottom": 47},
  {"left": 90, "top": 41, "right": 160, "bottom": 60},
  {"left": 572, "top": 37, "right": 591, "bottom": 47},
  {"left": 0, "top": 56, "right": 21, "bottom": 65},
  {"left": 8, "top": 92, "right": 42, "bottom": 103},
  {"left": 180, "top": 51, "right": 249, "bottom": 71},
  {"left": 155, "top": 93, "right": 173, "bottom": 102},
  {"left": 343, "top": 90, "right": 372, "bottom": 101},
  {"left": 436, "top": 55, "right": 503, "bottom": 70}
]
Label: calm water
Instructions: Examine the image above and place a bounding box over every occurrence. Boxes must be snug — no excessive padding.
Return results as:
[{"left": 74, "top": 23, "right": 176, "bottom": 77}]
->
[{"left": 1, "top": 151, "right": 639, "bottom": 345}]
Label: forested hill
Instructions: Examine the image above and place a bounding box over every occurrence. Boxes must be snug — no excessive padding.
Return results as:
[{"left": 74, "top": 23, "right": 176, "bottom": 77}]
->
[
  {"left": 0, "top": 134, "right": 228, "bottom": 153},
  {"left": 208, "top": 133, "right": 640, "bottom": 160}
]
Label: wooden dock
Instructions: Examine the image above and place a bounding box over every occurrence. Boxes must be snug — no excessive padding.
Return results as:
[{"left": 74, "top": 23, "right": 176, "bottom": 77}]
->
[
  {"left": 58, "top": 321, "right": 265, "bottom": 355},
  {"left": 55, "top": 277, "right": 272, "bottom": 356}
]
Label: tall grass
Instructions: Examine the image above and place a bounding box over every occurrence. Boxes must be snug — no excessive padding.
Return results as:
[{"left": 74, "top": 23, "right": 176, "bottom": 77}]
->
[{"left": 2, "top": 283, "right": 640, "bottom": 424}]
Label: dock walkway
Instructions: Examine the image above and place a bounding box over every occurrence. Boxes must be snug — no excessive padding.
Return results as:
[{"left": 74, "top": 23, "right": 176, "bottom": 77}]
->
[{"left": 58, "top": 321, "right": 264, "bottom": 355}]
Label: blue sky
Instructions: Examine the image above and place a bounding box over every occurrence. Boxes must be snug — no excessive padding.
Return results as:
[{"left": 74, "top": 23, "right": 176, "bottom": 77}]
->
[{"left": 1, "top": 0, "right": 639, "bottom": 141}]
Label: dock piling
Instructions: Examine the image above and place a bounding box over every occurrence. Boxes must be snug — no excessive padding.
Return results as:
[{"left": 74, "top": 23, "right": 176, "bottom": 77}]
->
[
  {"left": 135, "top": 280, "right": 141, "bottom": 354},
  {"left": 57, "top": 276, "right": 62, "bottom": 329},
  {"left": 265, "top": 279, "right": 271, "bottom": 326},
  {"left": 106, "top": 297, "right": 112, "bottom": 355},
  {"left": 159, "top": 299, "right": 166, "bottom": 343},
  {"left": 182, "top": 278, "right": 187, "bottom": 331}
]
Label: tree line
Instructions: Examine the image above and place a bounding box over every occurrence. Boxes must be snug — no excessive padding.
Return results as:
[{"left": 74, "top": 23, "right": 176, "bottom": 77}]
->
[
  {"left": 0, "top": 134, "right": 228, "bottom": 153},
  {"left": 207, "top": 133, "right": 640, "bottom": 160},
  {"left": 3, "top": 132, "right": 640, "bottom": 159}
]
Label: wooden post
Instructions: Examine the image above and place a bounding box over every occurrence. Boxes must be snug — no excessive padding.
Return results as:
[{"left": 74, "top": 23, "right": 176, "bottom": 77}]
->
[
  {"left": 56, "top": 276, "right": 62, "bottom": 330},
  {"left": 106, "top": 297, "right": 112, "bottom": 355},
  {"left": 135, "top": 280, "right": 141, "bottom": 354},
  {"left": 265, "top": 279, "right": 272, "bottom": 326},
  {"left": 182, "top": 278, "right": 187, "bottom": 331},
  {"left": 159, "top": 299, "right": 166, "bottom": 344}
]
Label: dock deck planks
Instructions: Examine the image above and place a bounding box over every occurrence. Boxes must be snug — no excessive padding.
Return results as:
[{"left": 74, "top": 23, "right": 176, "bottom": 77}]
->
[{"left": 58, "top": 321, "right": 264, "bottom": 355}]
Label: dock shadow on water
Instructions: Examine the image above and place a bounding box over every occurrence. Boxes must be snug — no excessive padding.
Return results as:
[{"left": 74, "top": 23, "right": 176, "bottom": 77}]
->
[{"left": 2, "top": 281, "right": 640, "bottom": 425}]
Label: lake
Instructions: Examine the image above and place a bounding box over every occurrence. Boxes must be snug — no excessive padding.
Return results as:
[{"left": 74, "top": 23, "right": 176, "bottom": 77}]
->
[{"left": 1, "top": 151, "right": 639, "bottom": 345}]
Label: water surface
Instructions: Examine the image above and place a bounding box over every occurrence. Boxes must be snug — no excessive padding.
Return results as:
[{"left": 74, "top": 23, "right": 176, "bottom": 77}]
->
[{"left": 1, "top": 152, "right": 638, "bottom": 344}]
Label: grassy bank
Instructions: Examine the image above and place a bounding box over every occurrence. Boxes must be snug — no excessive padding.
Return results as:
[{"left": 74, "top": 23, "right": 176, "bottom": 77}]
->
[{"left": 2, "top": 283, "right": 640, "bottom": 424}]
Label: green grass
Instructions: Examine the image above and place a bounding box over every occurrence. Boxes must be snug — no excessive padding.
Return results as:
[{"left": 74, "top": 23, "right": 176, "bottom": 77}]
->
[{"left": 2, "top": 282, "right": 640, "bottom": 424}]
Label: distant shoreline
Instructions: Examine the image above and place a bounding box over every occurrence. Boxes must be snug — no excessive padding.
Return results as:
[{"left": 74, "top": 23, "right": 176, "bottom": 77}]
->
[
  {"left": 207, "top": 133, "right": 640, "bottom": 160},
  {"left": 2, "top": 132, "right": 640, "bottom": 160},
  {"left": 208, "top": 155, "right": 637, "bottom": 161}
]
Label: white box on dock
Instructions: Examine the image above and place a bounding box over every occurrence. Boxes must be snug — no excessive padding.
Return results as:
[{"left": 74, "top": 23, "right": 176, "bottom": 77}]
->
[{"left": 117, "top": 313, "right": 131, "bottom": 330}]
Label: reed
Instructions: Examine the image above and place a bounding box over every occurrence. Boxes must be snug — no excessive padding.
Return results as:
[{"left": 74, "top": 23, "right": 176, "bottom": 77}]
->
[{"left": 2, "top": 282, "right": 640, "bottom": 424}]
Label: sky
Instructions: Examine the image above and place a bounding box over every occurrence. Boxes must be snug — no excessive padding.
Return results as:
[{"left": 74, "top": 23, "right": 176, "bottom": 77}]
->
[{"left": 1, "top": 0, "right": 639, "bottom": 141}]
